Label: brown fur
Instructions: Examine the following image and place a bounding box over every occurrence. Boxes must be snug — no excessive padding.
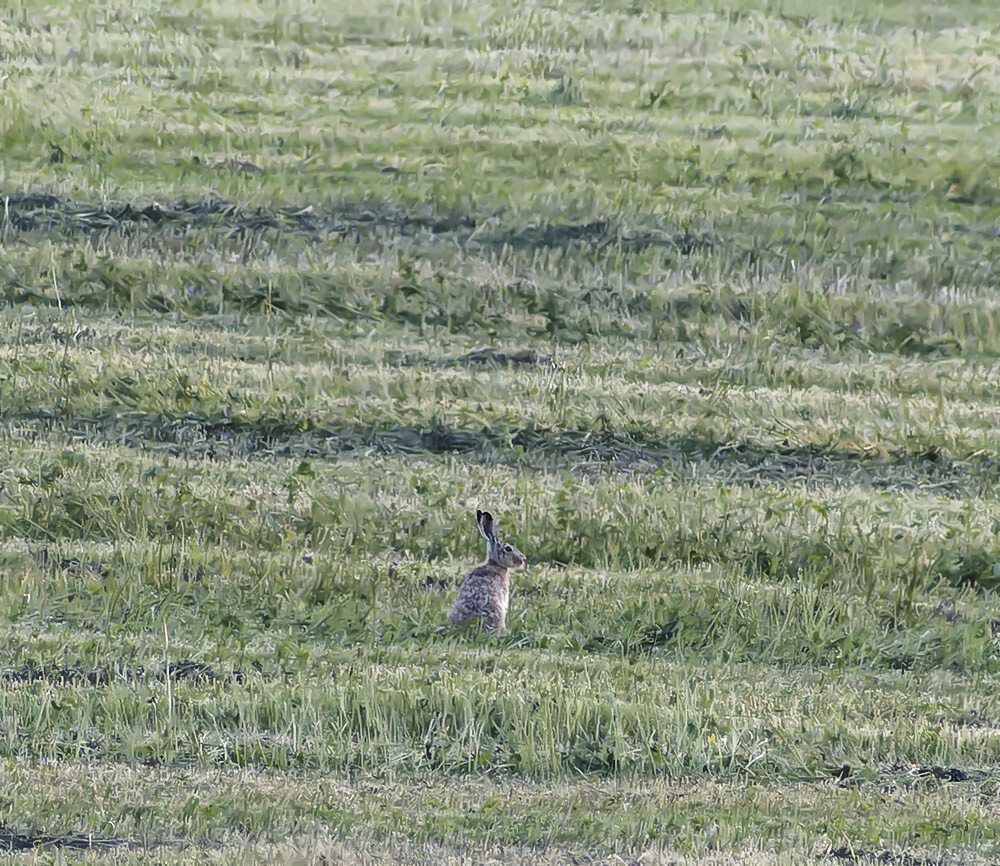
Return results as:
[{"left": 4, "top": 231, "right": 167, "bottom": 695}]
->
[{"left": 449, "top": 510, "right": 526, "bottom": 633}]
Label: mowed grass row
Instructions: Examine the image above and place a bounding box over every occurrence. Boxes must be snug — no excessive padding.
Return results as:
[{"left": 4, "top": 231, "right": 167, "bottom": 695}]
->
[
  {"left": 4, "top": 0, "right": 1000, "bottom": 327},
  {"left": 6, "top": 312, "right": 1000, "bottom": 469},
  {"left": 0, "top": 762, "right": 998, "bottom": 863},
  {"left": 4, "top": 0, "right": 1000, "bottom": 205},
  {"left": 5, "top": 197, "right": 1000, "bottom": 321},
  {"left": 4, "top": 0, "right": 1000, "bottom": 862}
]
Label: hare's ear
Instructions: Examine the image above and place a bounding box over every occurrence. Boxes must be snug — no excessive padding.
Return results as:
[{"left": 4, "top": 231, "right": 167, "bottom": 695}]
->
[{"left": 476, "top": 510, "right": 496, "bottom": 541}]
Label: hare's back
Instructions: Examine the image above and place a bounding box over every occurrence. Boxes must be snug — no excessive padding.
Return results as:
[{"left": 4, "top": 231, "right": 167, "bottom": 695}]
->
[
  {"left": 450, "top": 565, "right": 510, "bottom": 631},
  {"left": 456, "top": 565, "right": 507, "bottom": 606}
]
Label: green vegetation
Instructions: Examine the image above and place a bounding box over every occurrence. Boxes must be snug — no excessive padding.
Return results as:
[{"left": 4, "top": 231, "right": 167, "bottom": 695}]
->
[{"left": 2, "top": 0, "right": 1000, "bottom": 861}]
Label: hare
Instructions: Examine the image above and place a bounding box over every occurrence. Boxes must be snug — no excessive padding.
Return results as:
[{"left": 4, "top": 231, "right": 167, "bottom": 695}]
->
[{"left": 449, "top": 509, "right": 526, "bottom": 633}]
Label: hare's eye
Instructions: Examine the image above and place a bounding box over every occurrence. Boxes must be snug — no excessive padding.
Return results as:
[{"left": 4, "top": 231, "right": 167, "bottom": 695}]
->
[{"left": 503, "top": 544, "right": 512, "bottom": 552}]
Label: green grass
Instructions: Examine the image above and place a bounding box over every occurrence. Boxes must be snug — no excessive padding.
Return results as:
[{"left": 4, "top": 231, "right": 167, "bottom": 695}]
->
[{"left": 3, "top": 0, "right": 1000, "bottom": 862}]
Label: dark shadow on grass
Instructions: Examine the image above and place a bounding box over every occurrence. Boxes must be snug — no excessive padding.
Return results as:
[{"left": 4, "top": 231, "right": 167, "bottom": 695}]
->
[
  {"left": 0, "top": 661, "right": 242, "bottom": 686},
  {"left": 384, "top": 347, "right": 557, "bottom": 369},
  {"left": 0, "top": 822, "right": 132, "bottom": 853},
  {"left": 1, "top": 191, "right": 709, "bottom": 254},
  {"left": 826, "top": 845, "right": 950, "bottom": 866},
  {"left": 2, "top": 409, "right": 992, "bottom": 496},
  {"left": 475, "top": 218, "right": 711, "bottom": 254},
  {"left": 3, "top": 192, "right": 361, "bottom": 240}
]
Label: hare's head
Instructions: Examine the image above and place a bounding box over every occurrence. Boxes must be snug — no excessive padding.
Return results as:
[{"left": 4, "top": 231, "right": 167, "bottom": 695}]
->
[{"left": 477, "top": 509, "right": 526, "bottom": 569}]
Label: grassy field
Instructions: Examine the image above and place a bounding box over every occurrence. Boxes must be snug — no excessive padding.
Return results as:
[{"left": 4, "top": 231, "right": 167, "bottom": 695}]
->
[{"left": 3, "top": 0, "right": 1000, "bottom": 862}]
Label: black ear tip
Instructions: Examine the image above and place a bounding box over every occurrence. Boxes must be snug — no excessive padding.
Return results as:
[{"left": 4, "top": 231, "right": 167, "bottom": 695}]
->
[{"left": 476, "top": 509, "right": 484, "bottom": 521}]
